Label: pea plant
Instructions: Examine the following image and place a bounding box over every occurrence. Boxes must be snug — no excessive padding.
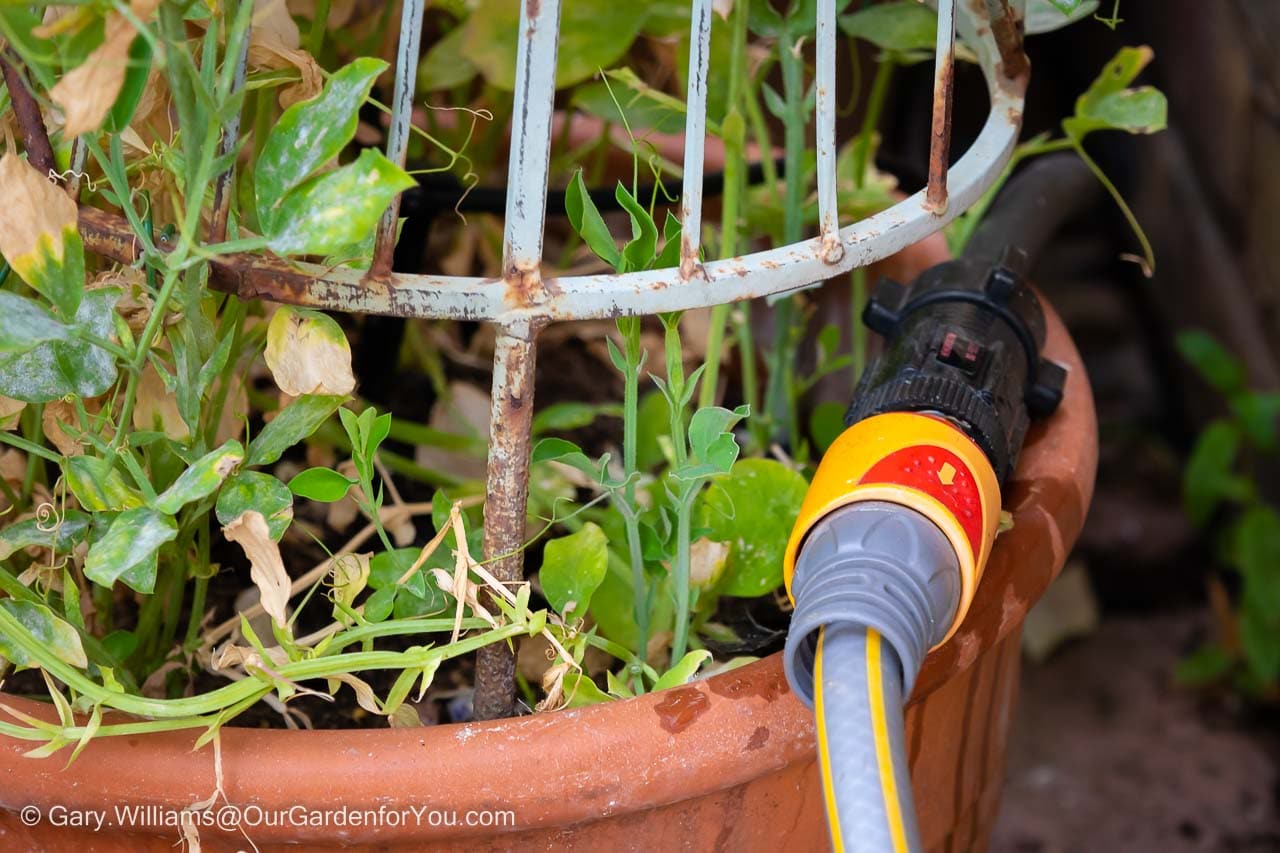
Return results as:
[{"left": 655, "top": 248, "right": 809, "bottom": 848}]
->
[
  {"left": 0, "top": 0, "right": 574, "bottom": 754},
  {"left": 1174, "top": 332, "right": 1280, "bottom": 696},
  {"left": 0, "top": 0, "right": 1163, "bottom": 753}
]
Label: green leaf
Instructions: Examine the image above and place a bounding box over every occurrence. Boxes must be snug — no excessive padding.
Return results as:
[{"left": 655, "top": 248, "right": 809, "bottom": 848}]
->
[
  {"left": 1235, "top": 505, "right": 1280, "bottom": 614},
  {"left": 394, "top": 583, "right": 450, "bottom": 619},
  {"left": 839, "top": 0, "right": 938, "bottom": 53},
  {"left": 216, "top": 471, "right": 294, "bottom": 541},
  {"left": 9, "top": 228, "right": 85, "bottom": 321},
  {"left": 1174, "top": 643, "right": 1233, "bottom": 686},
  {"left": 532, "top": 402, "right": 614, "bottom": 435},
  {"left": 288, "top": 467, "right": 356, "bottom": 502},
  {"left": 539, "top": 522, "right": 609, "bottom": 618},
  {"left": 810, "top": 402, "right": 847, "bottom": 454},
  {"left": 1026, "top": 0, "right": 1099, "bottom": 34},
  {"left": 561, "top": 671, "right": 612, "bottom": 707},
  {"left": 652, "top": 649, "right": 712, "bottom": 691},
  {"left": 696, "top": 459, "right": 809, "bottom": 597},
  {"left": 367, "top": 412, "right": 393, "bottom": 458},
  {"left": 246, "top": 394, "right": 346, "bottom": 467},
  {"left": 364, "top": 586, "right": 397, "bottom": 623},
  {"left": 0, "top": 288, "right": 119, "bottom": 403},
  {"left": 605, "top": 668, "right": 635, "bottom": 699},
  {"left": 154, "top": 440, "right": 244, "bottom": 514},
  {"left": 265, "top": 149, "right": 416, "bottom": 257},
  {"left": 0, "top": 291, "right": 71, "bottom": 353},
  {"left": 1064, "top": 46, "right": 1167, "bottom": 141},
  {"left": 615, "top": 182, "right": 659, "bottom": 273},
  {"left": 84, "top": 508, "right": 178, "bottom": 594},
  {"left": 462, "top": 0, "right": 649, "bottom": 90},
  {"left": 0, "top": 600, "right": 87, "bottom": 669},
  {"left": 655, "top": 211, "right": 683, "bottom": 270},
  {"left": 565, "top": 170, "right": 620, "bottom": 270},
  {"left": 1240, "top": 598, "right": 1280, "bottom": 684},
  {"left": 417, "top": 24, "right": 478, "bottom": 91},
  {"left": 688, "top": 405, "right": 749, "bottom": 463},
  {"left": 369, "top": 548, "right": 427, "bottom": 597},
  {"left": 531, "top": 437, "right": 604, "bottom": 483},
  {"left": 105, "top": 35, "right": 152, "bottom": 133},
  {"left": 0, "top": 511, "right": 91, "bottom": 560},
  {"left": 573, "top": 73, "right": 694, "bottom": 137},
  {"left": 1183, "top": 421, "right": 1250, "bottom": 526},
  {"left": 256, "top": 58, "right": 388, "bottom": 230},
  {"left": 1177, "top": 330, "right": 1247, "bottom": 396},
  {"left": 65, "top": 456, "right": 145, "bottom": 512},
  {"left": 1231, "top": 392, "right": 1280, "bottom": 452},
  {"left": 101, "top": 629, "right": 138, "bottom": 663}
]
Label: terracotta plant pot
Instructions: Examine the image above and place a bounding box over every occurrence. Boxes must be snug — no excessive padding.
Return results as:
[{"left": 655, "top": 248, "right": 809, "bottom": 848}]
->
[{"left": 0, "top": 246, "right": 1095, "bottom": 851}]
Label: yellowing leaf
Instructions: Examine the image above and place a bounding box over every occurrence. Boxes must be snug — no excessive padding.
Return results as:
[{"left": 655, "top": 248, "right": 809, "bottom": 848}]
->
[
  {"left": 0, "top": 153, "right": 83, "bottom": 316},
  {"left": 223, "top": 511, "right": 291, "bottom": 631},
  {"left": 331, "top": 552, "right": 371, "bottom": 617},
  {"left": 49, "top": 0, "right": 162, "bottom": 137},
  {"left": 264, "top": 307, "right": 356, "bottom": 397},
  {"left": 0, "top": 396, "right": 26, "bottom": 431}
]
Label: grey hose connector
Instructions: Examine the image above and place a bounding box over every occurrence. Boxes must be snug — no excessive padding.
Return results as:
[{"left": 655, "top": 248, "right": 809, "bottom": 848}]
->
[
  {"left": 786, "top": 502, "right": 962, "bottom": 853},
  {"left": 784, "top": 501, "right": 962, "bottom": 706},
  {"left": 817, "top": 624, "right": 920, "bottom": 853}
]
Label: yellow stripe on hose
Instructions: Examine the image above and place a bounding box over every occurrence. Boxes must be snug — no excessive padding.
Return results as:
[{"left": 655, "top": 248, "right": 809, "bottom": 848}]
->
[
  {"left": 867, "top": 629, "right": 910, "bottom": 853},
  {"left": 814, "top": 629, "right": 846, "bottom": 853}
]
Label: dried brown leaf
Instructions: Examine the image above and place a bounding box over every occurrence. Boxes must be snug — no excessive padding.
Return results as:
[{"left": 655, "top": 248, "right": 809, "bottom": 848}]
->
[
  {"left": 0, "top": 153, "right": 78, "bottom": 265},
  {"left": 49, "top": 0, "right": 162, "bottom": 137},
  {"left": 41, "top": 400, "right": 82, "bottom": 457},
  {"left": 264, "top": 307, "right": 356, "bottom": 397},
  {"left": 223, "top": 511, "right": 292, "bottom": 631},
  {"left": 133, "top": 363, "right": 190, "bottom": 440}
]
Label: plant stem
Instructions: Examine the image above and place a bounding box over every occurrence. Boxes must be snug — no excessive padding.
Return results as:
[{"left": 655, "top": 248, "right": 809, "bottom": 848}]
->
[
  {"left": 306, "top": 0, "right": 332, "bottom": 57},
  {"left": 698, "top": 0, "right": 750, "bottom": 412},
  {"left": 852, "top": 267, "right": 868, "bottom": 382},
  {"left": 669, "top": 494, "right": 693, "bottom": 664},
  {"left": 764, "top": 32, "right": 808, "bottom": 446},
  {"left": 616, "top": 319, "right": 649, "bottom": 670},
  {"left": 852, "top": 55, "right": 895, "bottom": 190}
]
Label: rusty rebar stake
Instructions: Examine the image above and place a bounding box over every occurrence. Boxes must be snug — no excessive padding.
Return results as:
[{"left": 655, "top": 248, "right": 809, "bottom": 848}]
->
[
  {"left": 472, "top": 320, "right": 543, "bottom": 720},
  {"left": 1, "top": 51, "right": 56, "bottom": 176}
]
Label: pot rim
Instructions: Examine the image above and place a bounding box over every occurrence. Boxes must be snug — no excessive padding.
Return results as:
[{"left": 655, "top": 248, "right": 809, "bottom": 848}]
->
[{"left": 0, "top": 296, "right": 1096, "bottom": 845}]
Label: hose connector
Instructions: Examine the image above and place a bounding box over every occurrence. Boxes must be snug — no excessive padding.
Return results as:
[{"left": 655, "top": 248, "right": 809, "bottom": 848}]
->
[{"left": 784, "top": 501, "right": 960, "bottom": 705}]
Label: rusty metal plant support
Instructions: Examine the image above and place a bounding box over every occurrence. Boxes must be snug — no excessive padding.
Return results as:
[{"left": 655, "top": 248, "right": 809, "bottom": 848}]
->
[{"left": 65, "top": 0, "right": 1029, "bottom": 719}]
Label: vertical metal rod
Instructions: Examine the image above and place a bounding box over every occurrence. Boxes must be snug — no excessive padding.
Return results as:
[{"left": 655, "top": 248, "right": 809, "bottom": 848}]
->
[
  {"left": 500, "top": 0, "right": 562, "bottom": 276},
  {"left": 209, "top": 23, "right": 251, "bottom": 244},
  {"left": 983, "top": 0, "right": 1029, "bottom": 80},
  {"left": 473, "top": 322, "right": 542, "bottom": 721},
  {"left": 370, "top": 0, "right": 426, "bottom": 278},
  {"left": 815, "top": 0, "right": 842, "bottom": 263},
  {"left": 925, "top": 0, "right": 956, "bottom": 215},
  {"left": 678, "top": 0, "right": 712, "bottom": 279},
  {"left": 473, "top": 0, "right": 561, "bottom": 721}
]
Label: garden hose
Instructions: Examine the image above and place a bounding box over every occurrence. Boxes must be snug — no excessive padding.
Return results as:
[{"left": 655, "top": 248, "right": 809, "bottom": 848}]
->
[{"left": 783, "top": 154, "right": 1095, "bottom": 851}]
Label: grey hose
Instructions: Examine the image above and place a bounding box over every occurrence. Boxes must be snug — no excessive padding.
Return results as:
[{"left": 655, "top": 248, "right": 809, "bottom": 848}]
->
[
  {"left": 785, "top": 502, "right": 962, "bottom": 853},
  {"left": 817, "top": 624, "right": 919, "bottom": 853}
]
